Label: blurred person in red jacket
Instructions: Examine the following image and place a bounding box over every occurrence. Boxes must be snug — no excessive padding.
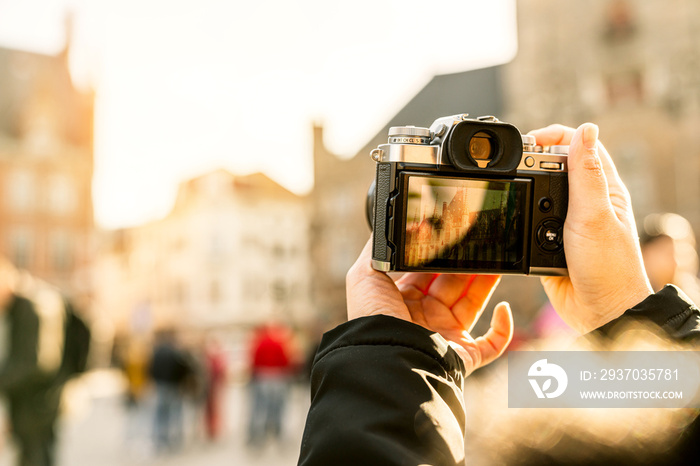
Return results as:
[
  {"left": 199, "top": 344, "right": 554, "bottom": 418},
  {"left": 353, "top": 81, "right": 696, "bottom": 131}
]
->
[
  {"left": 246, "top": 319, "right": 295, "bottom": 449},
  {"left": 203, "top": 336, "right": 226, "bottom": 441}
]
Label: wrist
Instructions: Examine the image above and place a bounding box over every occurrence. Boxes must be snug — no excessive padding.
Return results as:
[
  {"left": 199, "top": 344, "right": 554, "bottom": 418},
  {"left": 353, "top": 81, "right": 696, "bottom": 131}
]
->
[
  {"left": 591, "top": 280, "right": 654, "bottom": 330},
  {"left": 592, "top": 284, "right": 698, "bottom": 339}
]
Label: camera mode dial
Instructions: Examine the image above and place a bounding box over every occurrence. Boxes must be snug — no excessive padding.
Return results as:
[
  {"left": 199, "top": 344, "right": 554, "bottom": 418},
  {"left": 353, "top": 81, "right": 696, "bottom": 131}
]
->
[{"left": 388, "top": 126, "right": 431, "bottom": 145}]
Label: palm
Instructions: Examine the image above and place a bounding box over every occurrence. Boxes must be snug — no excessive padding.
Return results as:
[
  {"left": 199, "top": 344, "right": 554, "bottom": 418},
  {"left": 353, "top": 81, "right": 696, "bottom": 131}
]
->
[
  {"left": 371, "top": 272, "right": 510, "bottom": 372},
  {"left": 395, "top": 273, "right": 498, "bottom": 341},
  {"left": 346, "top": 240, "right": 513, "bottom": 373}
]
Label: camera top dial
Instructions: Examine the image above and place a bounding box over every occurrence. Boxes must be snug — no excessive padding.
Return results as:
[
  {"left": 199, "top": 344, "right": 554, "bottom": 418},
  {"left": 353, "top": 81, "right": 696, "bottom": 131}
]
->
[{"left": 388, "top": 126, "right": 431, "bottom": 145}]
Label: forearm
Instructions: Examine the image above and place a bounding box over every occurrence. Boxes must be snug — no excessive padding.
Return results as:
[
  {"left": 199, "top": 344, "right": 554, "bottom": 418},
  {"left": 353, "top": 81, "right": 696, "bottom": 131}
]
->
[{"left": 298, "top": 315, "right": 468, "bottom": 466}]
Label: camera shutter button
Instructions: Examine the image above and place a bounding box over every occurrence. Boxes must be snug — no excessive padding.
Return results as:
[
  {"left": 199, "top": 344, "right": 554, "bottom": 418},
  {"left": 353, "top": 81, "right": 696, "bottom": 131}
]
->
[{"left": 524, "top": 156, "right": 535, "bottom": 167}]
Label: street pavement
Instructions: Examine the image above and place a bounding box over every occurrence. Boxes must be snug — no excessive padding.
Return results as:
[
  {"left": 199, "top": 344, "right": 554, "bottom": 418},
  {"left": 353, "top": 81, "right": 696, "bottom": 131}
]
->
[{"left": 0, "top": 370, "right": 310, "bottom": 466}]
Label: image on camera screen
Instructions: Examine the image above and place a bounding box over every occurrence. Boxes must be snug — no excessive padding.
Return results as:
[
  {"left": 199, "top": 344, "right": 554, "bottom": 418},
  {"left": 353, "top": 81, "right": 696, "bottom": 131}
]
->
[{"left": 403, "top": 176, "right": 528, "bottom": 271}]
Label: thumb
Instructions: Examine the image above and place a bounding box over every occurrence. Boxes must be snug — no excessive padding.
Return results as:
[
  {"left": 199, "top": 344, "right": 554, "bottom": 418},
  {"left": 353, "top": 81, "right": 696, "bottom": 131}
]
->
[
  {"left": 567, "top": 123, "right": 615, "bottom": 223},
  {"left": 471, "top": 301, "right": 514, "bottom": 368}
]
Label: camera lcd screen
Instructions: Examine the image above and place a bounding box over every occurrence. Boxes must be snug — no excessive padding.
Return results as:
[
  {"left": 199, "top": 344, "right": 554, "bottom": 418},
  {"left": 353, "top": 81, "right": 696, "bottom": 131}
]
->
[{"left": 402, "top": 175, "right": 529, "bottom": 272}]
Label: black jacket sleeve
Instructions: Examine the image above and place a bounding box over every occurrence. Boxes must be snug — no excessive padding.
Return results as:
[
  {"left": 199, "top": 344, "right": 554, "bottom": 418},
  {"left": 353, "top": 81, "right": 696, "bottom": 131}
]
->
[
  {"left": 298, "top": 286, "right": 700, "bottom": 466},
  {"left": 595, "top": 284, "right": 700, "bottom": 341},
  {"left": 298, "top": 315, "right": 468, "bottom": 466}
]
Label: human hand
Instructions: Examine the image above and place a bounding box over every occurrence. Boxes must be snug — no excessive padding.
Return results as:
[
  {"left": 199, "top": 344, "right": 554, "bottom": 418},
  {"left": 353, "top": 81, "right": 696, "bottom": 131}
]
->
[
  {"left": 528, "top": 123, "right": 653, "bottom": 333},
  {"left": 346, "top": 239, "right": 513, "bottom": 373}
]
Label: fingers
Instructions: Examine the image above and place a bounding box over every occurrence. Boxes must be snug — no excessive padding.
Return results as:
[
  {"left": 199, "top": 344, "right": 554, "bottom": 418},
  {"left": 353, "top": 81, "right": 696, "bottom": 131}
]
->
[
  {"left": 396, "top": 273, "right": 438, "bottom": 295},
  {"left": 530, "top": 123, "right": 622, "bottom": 188},
  {"left": 530, "top": 123, "right": 630, "bottom": 223},
  {"left": 566, "top": 123, "right": 617, "bottom": 225},
  {"left": 470, "top": 301, "right": 514, "bottom": 367},
  {"left": 595, "top": 141, "right": 635, "bottom": 222},
  {"left": 528, "top": 124, "right": 575, "bottom": 146},
  {"left": 595, "top": 140, "right": 625, "bottom": 191}
]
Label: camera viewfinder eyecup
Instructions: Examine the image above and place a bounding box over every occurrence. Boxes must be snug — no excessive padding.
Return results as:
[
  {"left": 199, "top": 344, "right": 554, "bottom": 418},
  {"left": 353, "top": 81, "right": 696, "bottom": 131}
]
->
[{"left": 446, "top": 120, "right": 523, "bottom": 175}]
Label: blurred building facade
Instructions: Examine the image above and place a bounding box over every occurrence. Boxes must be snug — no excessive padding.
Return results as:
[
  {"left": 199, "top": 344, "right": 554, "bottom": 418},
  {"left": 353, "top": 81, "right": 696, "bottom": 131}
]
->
[
  {"left": 505, "top": 0, "right": 700, "bottom": 230},
  {"left": 94, "top": 170, "right": 312, "bottom": 334},
  {"left": 3, "top": 0, "right": 698, "bottom": 336},
  {"left": 310, "top": 0, "right": 700, "bottom": 326},
  {"left": 0, "top": 40, "right": 94, "bottom": 296},
  {"left": 310, "top": 124, "right": 374, "bottom": 323}
]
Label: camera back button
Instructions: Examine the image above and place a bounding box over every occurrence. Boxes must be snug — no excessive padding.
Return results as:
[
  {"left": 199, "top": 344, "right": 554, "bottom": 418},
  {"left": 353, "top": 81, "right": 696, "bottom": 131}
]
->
[
  {"left": 536, "top": 219, "right": 564, "bottom": 253},
  {"left": 538, "top": 197, "right": 552, "bottom": 212}
]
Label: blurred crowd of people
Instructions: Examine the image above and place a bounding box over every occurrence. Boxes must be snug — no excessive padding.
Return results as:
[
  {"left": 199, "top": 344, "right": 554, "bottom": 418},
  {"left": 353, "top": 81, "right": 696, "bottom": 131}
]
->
[
  {"left": 3, "top": 211, "right": 700, "bottom": 465},
  {"left": 2, "top": 246, "right": 317, "bottom": 465},
  {"left": 111, "top": 316, "right": 313, "bottom": 460}
]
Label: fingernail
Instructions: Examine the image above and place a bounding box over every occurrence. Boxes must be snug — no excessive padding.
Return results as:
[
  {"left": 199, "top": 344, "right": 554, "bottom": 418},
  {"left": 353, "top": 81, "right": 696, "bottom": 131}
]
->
[
  {"left": 582, "top": 124, "right": 599, "bottom": 150},
  {"left": 491, "top": 301, "right": 511, "bottom": 324},
  {"left": 500, "top": 301, "right": 512, "bottom": 314}
]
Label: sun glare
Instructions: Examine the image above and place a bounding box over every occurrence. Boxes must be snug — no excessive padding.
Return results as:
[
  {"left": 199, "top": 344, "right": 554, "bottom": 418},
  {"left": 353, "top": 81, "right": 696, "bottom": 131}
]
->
[{"left": 0, "top": 0, "right": 517, "bottom": 229}]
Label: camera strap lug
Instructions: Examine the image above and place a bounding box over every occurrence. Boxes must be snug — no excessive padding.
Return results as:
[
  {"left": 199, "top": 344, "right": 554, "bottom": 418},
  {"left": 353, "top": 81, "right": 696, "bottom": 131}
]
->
[{"left": 370, "top": 148, "right": 384, "bottom": 162}]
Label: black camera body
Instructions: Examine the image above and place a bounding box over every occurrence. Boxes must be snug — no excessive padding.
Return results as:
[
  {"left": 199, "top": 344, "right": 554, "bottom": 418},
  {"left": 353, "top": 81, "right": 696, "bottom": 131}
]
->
[{"left": 368, "top": 114, "right": 568, "bottom": 276}]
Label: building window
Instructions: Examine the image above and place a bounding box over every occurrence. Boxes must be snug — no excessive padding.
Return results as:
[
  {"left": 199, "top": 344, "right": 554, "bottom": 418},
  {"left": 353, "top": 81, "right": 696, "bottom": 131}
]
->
[
  {"left": 272, "top": 244, "right": 285, "bottom": 259},
  {"left": 50, "top": 230, "right": 73, "bottom": 271},
  {"left": 8, "top": 228, "right": 33, "bottom": 268},
  {"left": 47, "top": 174, "right": 76, "bottom": 215},
  {"left": 243, "top": 277, "right": 265, "bottom": 300},
  {"left": 6, "top": 170, "right": 36, "bottom": 212},
  {"left": 210, "top": 280, "right": 221, "bottom": 305},
  {"left": 271, "top": 280, "right": 286, "bottom": 302},
  {"left": 209, "top": 233, "right": 226, "bottom": 260},
  {"left": 172, "top": 281, "right": 186, "bottom": 305}
]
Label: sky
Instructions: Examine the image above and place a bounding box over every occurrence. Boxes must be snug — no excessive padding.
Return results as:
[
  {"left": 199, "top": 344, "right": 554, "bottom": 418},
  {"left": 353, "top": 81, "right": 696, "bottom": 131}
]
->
[{"left": 0, "top": 0, "right": 517, "bottom": 228}]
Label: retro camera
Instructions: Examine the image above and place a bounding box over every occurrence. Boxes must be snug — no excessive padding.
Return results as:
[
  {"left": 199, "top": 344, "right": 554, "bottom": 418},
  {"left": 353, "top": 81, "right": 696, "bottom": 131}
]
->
[{"left": 367, "top": 114, "right": 568, "bottom": 276}]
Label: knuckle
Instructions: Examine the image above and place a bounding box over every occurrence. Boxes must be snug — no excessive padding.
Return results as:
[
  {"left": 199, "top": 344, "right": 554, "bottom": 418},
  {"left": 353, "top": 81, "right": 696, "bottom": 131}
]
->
[
  {"left": 581, "top": 153, "right": 603, "bottom": 173},
  {"left": 609, "top": 186, "right": 633, "bottom": 209},
  {"left": 346, "top": 263, "right": 360, "bottom": 286},
  {"left": 550, "top": 123, "right": 573, "bottom": 132}
]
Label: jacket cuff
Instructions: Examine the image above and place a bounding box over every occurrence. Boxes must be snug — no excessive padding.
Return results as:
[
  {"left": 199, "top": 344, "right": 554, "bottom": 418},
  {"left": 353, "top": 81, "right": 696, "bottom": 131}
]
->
[
  {"left": 595, "top": 284, "right": 700, "bottom": 340},
  {"left": 316, "top": 315, "right": 466, "bottom": 379}
]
